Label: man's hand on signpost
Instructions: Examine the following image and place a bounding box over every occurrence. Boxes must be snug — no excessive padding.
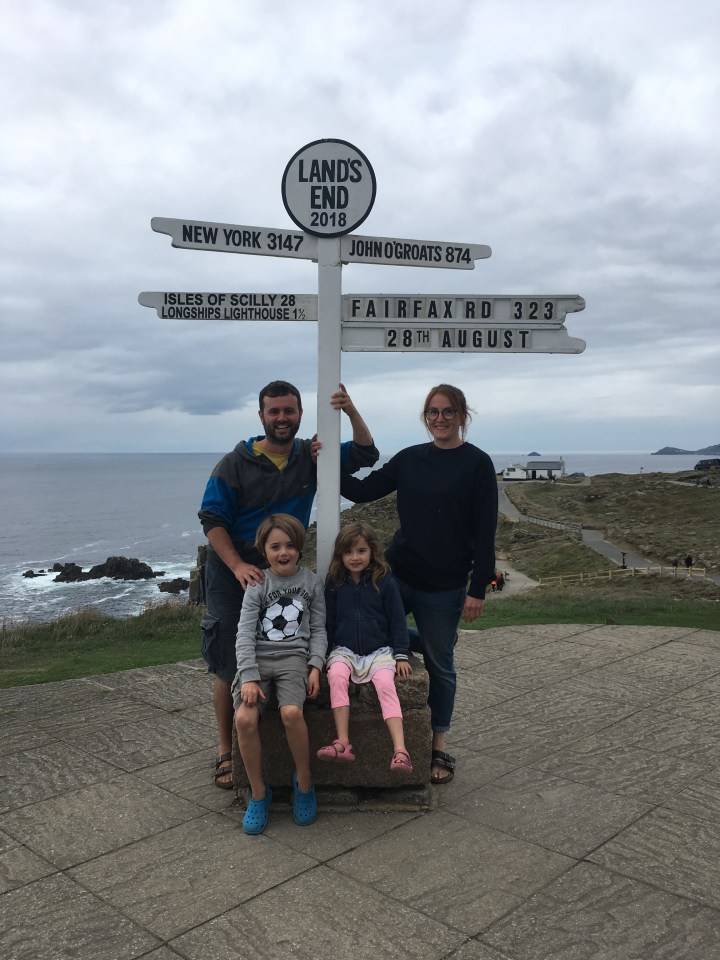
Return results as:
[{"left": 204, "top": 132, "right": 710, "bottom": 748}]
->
[
  {"left": 310, "top": 434, "right": 321, "bottom": 463},
  {"left": 330, "top": 383, "right": 374, "bottom": 446}
]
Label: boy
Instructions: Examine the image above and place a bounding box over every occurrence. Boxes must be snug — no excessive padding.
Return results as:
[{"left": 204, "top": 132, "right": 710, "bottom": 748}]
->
[{"left": 232, "top": 514, "right": 326, "bottom": 834}]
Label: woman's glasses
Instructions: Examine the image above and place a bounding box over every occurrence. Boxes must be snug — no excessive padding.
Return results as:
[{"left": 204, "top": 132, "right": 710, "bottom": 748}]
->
[{"left": 425, "top": 407, "right": 458, "bottom": 421}]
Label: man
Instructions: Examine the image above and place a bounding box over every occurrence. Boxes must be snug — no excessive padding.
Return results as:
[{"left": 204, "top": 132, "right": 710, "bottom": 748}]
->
[{"left": 199, "top": 380, "right": 378, "bottom": 787}]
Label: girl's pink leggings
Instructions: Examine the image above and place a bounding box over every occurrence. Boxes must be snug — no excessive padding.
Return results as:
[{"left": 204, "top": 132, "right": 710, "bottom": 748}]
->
[{"left": 327, "top": 661, "right": 402, "bottom": 720}]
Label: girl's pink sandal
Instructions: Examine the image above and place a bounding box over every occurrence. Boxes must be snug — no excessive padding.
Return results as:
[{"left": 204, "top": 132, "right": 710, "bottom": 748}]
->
[
  {"left": 390, "top": 748, "right": 413, "bottom": 772},
  {"left": 317, "top": 739, "right": 356, "bottom": 762}
]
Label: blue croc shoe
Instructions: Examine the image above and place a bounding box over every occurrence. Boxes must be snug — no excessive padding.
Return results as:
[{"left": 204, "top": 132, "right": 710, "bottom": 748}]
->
[
  {"left": 242, "top": 785, "right": 272, "bottom": 835},
  {"left": 292, "top": 772, "right": 317, "bottom": 826}
]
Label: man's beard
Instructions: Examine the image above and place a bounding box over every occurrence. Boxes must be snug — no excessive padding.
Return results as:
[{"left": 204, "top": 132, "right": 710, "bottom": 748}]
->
[{"left": 261, "top": 418, "right": 301, "bottom": 445}]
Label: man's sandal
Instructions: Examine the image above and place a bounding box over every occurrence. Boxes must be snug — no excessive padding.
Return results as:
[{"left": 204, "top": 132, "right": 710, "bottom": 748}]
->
[
  {"left": 316, "top": 739, "right": 356, "bottom": 762},
  {"left": 242, "top": 785, "right": 272, "bottom": 835},
  {"left": 292, "top": 772, "right": 317, "bottom": 826},
  {"left": 430, "top": 749, "right": 455, "bottom": 784},
  {"left": 213, "top": 752, "right": 233, "bottom": 790},
  {"left": 390, "top": 747, "right": 413, "bottom": 772}
]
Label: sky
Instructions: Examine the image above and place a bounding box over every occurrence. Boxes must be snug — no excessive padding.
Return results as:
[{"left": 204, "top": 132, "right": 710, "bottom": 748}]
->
[{"left": 2, "top": 0, "right": 719, "bottom": 456}]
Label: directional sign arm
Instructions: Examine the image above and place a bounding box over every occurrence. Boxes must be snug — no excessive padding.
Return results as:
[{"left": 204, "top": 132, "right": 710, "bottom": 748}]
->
[
  {"left": 340, "top": 323, "right": 586, "bottom": 354},
  {"left": 342, "top": 294, "right": 585, "bottom": 325},
  {"left": 150, "top": 217, "right": 319, "bottom": 261},
  {"left": 138, "top": 292, "right": 318, "bottom": 321},
  {"left": 340, "top": 234, "right": 491, "bottom": 270}
]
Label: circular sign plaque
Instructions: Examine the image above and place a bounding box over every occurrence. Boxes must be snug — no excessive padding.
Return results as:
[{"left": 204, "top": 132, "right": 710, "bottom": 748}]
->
[{"left": 282, "top": 139, "right": 376, "bottom": 238}]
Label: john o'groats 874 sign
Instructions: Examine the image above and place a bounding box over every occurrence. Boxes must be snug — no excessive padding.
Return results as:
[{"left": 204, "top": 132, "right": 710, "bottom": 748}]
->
[{"left": 281, "top": 139, "right": 376, "bottom": 237}]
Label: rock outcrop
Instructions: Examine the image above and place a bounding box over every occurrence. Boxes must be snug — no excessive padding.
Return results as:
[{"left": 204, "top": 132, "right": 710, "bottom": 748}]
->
[{"left": 51, "top": 557, "right": 163, "bottom": 583}]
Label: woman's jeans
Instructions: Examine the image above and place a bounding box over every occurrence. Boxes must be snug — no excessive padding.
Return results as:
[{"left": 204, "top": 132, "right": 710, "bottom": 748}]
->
[{"left": 394, "top": 577, "right": 466, "bottom": 732}]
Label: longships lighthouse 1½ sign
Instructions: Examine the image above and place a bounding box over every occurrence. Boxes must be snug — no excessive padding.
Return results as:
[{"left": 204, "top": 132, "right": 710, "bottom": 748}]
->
[{"left": 140, "top": 138, "right": 586, "bottom": 572}]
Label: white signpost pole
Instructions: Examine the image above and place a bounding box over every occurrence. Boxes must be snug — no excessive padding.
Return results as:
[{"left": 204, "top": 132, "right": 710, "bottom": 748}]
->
[{"left": 315, "top": 237, "right": 343, "bottom": 575}]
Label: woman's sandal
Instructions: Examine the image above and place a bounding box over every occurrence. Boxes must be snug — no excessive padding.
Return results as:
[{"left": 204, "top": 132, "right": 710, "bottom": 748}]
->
[
  {"left": 316, "top": 739, "right": 356, "bottom": 762},
  {"left": 390, "top": 747, "right": 413, "bottom": 772},
  {"left": 292, "top": 772, "right": 317, "bottom": 826},
  {"left": 430, "top": 749, "right": 455, "bottom": 784},
  {"left": 213, "top": 752, "right": 233, "bottom": 790},
  {"left": 242, "top": 785, "right": 272, "bottom": 835}
]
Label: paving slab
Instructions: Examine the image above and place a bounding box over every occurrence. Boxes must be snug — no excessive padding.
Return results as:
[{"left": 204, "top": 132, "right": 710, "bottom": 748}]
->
[
  {"left": 481, "top": 861, "right": 720, "bottom": 960},
  {"left": 170, "top": 864, "right": 466, "bottom": 960},
  {"left": 229, "top": 807, "right": 420, "bottom": 862},
  {"left": 69, "top": 812, "right": 317, "bottom": 941},
  {"left": 0, "top": 678, "right": 117, "bottom": 721},
  {"left": 0, "top": 741, "right": 123, "bottom": 814},
  {"left": 548, "top": 647, "right": 720, "bottom": 706},
  {"left": 476, "top": 639, "right": 626, "bottom": 691},
  {"left": 589, "top": 806, "right": 720, "bottom": 909},
  {"left": 446, "top": 766, "right": 651, "bottom": 857},
  {"left": 58, "top": 710, "right": 216, "bottom": 771},
  {"left": 444, "top": 942, "right": 512, "bottom": 960},
  {"left": 0, "top": 827, "right": 55, "bottom": 894},
  {"left": 532, "top": 739, "right": 707, "bottom": 803},
  {"left": 660, "top": 777, "right": 720, "bottom": 826},
  {"left": 0, "top": 774, "right": 204, "bottom": 869},
  {"left": 429, "top": 746, "right": 518, "bottom": 808},
  {"left": 134, "top": 748, "right": 239, "bottom": 811},
  {"left": 677, "top": 629, "right": 720, "bottom": 652},
  {"left": 451, "top": 686, "right": 634, "bottom": 765},
  {"left": 564, "top": 623, "right": 692, "bottom": 653},
  {"left": 92, "top": 661, "right": 213, "bottom": 711},
  {"left": 0, "top": 718, "right": 57, "bottom": 757},
  {"left": 0, "top": 872, "right": 160, "bottom": 960},
  {"left": 654, "top": 673, "right": 720, "bottom": 723},
  {"left": 34, "top": 691, "right": 163, "bottom": 733},
  {"left": 330, "top": 808, "right": 572, "bottom": 934},
  {"left": 575, "top": 708, "right": 720, "bottom": 767}
]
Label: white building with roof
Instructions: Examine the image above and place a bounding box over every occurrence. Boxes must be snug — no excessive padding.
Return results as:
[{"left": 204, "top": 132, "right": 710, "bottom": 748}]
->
[{"left": 502, "top": 458, "right": 565, "bottom": 481}]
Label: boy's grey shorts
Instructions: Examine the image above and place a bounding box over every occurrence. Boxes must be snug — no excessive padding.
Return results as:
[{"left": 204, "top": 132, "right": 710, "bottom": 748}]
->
[{"left": 232, "top": 651, "right": 309, "bottom": 714}]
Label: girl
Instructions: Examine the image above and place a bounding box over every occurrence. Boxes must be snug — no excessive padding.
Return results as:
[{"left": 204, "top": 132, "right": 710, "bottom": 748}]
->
[{"left": 318, "top": 522, "right": 413, "bottom": 772}]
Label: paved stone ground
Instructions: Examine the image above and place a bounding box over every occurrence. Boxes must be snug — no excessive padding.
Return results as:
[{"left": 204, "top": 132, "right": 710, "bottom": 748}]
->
[{"left": 3, "top": 623, "right": 720, "bottom": 959}]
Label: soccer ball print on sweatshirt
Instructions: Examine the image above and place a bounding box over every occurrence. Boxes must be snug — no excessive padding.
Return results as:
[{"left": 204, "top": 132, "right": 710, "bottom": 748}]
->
[{"left": 261, "top": 596, "right": 305, "bottom": 640}]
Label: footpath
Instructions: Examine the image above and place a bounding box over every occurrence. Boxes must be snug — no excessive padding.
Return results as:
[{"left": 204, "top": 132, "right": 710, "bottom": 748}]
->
[
  {"left": 3, "top": 624, "right": 720, "bottom": 958},
  {"left": 498, "top": 481, "right": 720, "bottom": 586}
]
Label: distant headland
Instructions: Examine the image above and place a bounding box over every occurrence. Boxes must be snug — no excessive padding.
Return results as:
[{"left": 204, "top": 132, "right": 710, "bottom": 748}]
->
[{"left": 652, "top": 443, "right": 720, "bottom": 455}]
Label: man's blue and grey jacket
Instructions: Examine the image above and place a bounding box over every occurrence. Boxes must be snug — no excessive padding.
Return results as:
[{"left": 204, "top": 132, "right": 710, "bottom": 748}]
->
[{"left": 199, "top": 435, "right": 379, "bottom": 566}]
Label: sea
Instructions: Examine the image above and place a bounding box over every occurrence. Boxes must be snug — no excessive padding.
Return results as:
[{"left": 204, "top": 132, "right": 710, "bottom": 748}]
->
[{"left": 0, "top": 451, "right": 704, "bottom": 624}]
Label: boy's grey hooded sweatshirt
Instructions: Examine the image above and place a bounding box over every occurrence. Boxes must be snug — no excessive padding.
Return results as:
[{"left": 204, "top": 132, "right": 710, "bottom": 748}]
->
[{"left": 234, "top": 566, "right": 327, "bottom": 687}]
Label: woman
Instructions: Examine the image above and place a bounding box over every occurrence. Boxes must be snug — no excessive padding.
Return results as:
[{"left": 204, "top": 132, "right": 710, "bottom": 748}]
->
[{"left": 340, "top": 384, "right": 498, "bottom": 783}]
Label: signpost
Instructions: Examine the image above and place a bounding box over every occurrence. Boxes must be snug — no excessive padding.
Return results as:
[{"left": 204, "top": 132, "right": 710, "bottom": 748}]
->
[{"left": 141, "top": 138, "right": 585, "bottom": 574}]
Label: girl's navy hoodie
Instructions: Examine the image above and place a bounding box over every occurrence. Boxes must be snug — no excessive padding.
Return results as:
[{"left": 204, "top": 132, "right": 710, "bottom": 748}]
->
[{"left": 325, "top": 573, "right": 409, "bottom": 661}]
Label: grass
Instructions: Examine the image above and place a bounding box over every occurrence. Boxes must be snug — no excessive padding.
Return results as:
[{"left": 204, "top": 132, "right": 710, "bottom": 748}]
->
[
  {"left": 0, "top": 601, "right": 202, "bottom": 688},
  {"left": 3, "top": 477, "right": 718, "bottom": 688}
]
